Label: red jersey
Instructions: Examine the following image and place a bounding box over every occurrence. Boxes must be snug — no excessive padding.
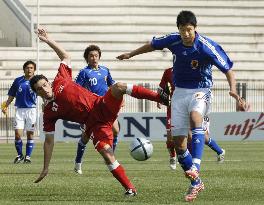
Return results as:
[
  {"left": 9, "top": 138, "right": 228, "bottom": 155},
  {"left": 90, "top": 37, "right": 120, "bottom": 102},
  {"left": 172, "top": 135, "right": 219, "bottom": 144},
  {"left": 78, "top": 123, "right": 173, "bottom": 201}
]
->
[
  {"left": 43, "top": 62, "right": 100, "bottom": 133},
  {"left": 159, "top": 67, "right": 174, "bottom": 99}
]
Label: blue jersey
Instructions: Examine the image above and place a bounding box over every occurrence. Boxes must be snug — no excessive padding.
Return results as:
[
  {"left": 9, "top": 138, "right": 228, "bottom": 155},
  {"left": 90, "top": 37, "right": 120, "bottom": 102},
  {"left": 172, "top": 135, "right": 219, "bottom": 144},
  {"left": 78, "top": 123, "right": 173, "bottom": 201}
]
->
[
  {"left": 75, "top": 65, "right": 115, "bottom": 96},
  {"left": 8, "top": 76, "right": 37, "bottom": 108},
  {"left": 151, "top": 32, "right": 233, "bottom": 89}
]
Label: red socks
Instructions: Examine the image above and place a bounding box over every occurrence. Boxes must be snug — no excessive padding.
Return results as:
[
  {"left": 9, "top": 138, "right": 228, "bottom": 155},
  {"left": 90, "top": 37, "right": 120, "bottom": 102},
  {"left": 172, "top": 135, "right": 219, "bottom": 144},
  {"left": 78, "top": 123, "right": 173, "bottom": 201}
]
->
[
  {"left": 131, "top": 85, "right": 160, "bottom": 102},
  {"left": 166, "top": 140, "right": 176, "bottom": 158},
  {"left": 111, "top": 165, "right": 134, "bottom": 190}
]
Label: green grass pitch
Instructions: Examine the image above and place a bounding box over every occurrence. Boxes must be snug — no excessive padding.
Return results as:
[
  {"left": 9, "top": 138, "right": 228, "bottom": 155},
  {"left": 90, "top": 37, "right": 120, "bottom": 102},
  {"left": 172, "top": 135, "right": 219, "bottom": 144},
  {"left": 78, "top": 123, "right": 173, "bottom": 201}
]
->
[{"left": 0, "top": 141, "right": 264, "bottom": 205}]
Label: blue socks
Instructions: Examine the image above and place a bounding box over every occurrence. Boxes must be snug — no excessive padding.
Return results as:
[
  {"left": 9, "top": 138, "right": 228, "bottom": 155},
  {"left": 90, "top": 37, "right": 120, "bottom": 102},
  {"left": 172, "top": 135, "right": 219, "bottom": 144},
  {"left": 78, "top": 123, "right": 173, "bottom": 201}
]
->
[
  {"left": 177, "top": 149, "right": 193, "bottom": 171},
  {"left": 26, "top": 139, "right": 34, "bottom": 157},
  {"left": 75, "top": 138, "right": 87, "bottom": 163},
  {"left": 15, "top": 139, "right": 23, "bottom": 156},
  {"left": 206, "top": 137, "right": 223, "bottom": 155},
  {"left": 191, "top": 127, "right": 205, "bottom": 171}
]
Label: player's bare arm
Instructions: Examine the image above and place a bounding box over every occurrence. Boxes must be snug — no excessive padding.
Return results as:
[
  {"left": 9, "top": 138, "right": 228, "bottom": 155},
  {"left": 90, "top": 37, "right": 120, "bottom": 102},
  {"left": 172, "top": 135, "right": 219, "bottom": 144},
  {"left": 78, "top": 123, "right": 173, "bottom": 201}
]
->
[
  {"left": 116, "top": 42, "right": 155, "bottom": 60},
  {"left": 225, "top": 70, "right": 248, "bottom": 110},
  {"left": 36, "top": 28, "right": 71, "bottom": 64},
  {"left": 35, "top": 134, "right": 54, "bottom": 183}
]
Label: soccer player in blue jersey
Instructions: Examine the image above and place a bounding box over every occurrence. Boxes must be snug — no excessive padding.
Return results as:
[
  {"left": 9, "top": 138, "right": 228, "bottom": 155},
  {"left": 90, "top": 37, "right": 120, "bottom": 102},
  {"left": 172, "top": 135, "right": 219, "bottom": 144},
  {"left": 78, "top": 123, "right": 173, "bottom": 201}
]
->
[
  {"left": 117, "top": 10, "right": 246, "bottom": 202},
  {"left": 73, "top": 45, "right": 120, "bottom": 174},
  {"left": 1, "top": 61, "right": 37, "bottom": 164}
]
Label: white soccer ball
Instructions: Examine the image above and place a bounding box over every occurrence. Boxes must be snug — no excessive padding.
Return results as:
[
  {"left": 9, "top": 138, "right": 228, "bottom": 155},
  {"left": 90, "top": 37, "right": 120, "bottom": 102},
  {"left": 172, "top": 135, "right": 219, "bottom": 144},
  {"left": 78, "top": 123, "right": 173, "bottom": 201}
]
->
[{"left": 129, "top": 137, "right": 153, "bottom": 161}]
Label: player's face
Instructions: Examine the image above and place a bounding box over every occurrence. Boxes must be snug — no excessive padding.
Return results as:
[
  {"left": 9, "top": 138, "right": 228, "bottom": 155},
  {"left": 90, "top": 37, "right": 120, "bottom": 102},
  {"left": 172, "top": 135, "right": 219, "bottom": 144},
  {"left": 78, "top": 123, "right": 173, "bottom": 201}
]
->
[
  {"left": 87, "top": 50, "right": 100, "bottom": 68},
  {"left": 34, "top": 79, "right": 53, "bottom": 100},
  {"left": 178, "top": 24, "right": 196, "bottom": 46},
  {"left": 24, "top": 64, "right": 35, "bottom": 78}
]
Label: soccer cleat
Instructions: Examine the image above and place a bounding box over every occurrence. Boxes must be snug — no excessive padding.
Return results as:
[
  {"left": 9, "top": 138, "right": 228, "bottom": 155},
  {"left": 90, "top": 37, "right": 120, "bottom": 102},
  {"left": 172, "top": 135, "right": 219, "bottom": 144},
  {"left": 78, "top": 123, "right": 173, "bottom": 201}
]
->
[
  {"left": 169, "top": 157, "right": 177, "bottom": 170},
  {"left": 184, "top": 181, "right": 205, "bottom": 202},
  {"left": 74, "top": 162, "right": 83, "bottom": 175},
  {"left": 185, "top": 167, "right": 199, "bottom": 181},
  {"left": 24, "top": 156, "right": 31, "bottom": 164},
  {"left": 217, "top": 149, "right": 225, "bottom": 163},
  {"left": 14, "top": 155, "right": 24, "bottom": 164},
  {"left": 124, "top": 188, "right": 137, "bottom": 197},
  {"left": 157, "top": 87, "right": 170, "bottom": 106}
]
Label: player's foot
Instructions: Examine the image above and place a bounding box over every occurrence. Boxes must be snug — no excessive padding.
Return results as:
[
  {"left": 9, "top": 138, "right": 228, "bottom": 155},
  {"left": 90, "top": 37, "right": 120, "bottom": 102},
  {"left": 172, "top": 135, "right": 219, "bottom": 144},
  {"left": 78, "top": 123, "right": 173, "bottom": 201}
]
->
[
  {"left": 124, "top": 188, "right": 137, "bottom": 197},
  {"left": 184, "top": 181, "right": 205, "bottom": 202},
  {"left": 24, "top": 156, "right": 31, "bottom": 164},
  {"left": 185, "top": 166, "right": 199, "bottom": 181},
  {"left": 169, "top": 156, "right": 177, "bottom": 170},
  {"left": 74, "top": 162, "right": 83, "bottom": 175},
  {"left": 157, "top": 87, "right": 170, "bottom": 106},
  {"left": 14, "top": 155, "right": 24, "bottom": 164},
  {"left": 217, "top": 149, "right": 225, "bottom": 163}
]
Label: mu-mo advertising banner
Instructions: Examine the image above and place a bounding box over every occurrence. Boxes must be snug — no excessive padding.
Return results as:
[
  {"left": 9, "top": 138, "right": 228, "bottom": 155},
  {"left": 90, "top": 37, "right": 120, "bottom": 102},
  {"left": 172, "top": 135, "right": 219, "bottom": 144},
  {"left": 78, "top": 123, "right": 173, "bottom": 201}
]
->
[{"left": 39, "top": 112, "right": 264, "bottom": 141}]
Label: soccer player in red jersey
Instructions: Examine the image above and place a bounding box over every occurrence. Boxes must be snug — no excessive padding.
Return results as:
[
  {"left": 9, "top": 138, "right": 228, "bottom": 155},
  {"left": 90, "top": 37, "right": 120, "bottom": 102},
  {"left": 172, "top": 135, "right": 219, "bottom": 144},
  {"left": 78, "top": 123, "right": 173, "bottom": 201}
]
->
[
  {"left": 31, "top": 28, "right": 169, "bottom": 196},
  {"left": 156, "top": 67, "right": 177, "bottom": 170}
]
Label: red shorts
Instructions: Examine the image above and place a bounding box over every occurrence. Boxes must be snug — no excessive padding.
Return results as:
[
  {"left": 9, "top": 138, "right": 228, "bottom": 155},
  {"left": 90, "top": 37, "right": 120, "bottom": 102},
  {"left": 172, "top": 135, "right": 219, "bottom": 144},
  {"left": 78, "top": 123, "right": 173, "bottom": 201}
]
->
[
  {"left": 84, "top": 89, "right": 123, "bottom": 151},
  {"left": 166, "top": 105, "right": 171, "bottom": 130}
]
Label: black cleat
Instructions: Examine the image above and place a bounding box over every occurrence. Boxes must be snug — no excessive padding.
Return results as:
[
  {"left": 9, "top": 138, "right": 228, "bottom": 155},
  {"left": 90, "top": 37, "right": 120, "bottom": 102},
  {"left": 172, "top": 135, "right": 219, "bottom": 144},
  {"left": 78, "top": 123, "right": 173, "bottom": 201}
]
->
[
  {"left": 157, "top": 87, "right": 170, "bottom": 106},
  {"left": 124, "top": 188, "right": 137, "bottom": 197},
  {"left": 14, "top": 155, "right": 24, "bottom": 164},
  {"left": 24, "top": 156, "right": 32, "bottom": 164}
]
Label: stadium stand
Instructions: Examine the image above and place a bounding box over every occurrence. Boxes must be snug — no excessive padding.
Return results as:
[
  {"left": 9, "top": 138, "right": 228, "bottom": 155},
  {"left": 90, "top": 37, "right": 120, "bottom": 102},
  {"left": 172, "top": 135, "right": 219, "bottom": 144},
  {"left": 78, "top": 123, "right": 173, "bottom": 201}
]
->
[{"left": 0, "top": 0, "right": 264, "bottom": 83}]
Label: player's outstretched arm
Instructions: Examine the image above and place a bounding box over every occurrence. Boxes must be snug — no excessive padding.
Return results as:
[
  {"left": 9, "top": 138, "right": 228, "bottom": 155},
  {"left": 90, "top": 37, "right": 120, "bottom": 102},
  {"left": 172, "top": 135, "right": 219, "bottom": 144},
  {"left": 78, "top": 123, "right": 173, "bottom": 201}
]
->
[
  {"left": 34, "top": 134, "right": 54, "bottom": 183},
  {"left": 225, "top": 70, "right": 249, "bottom": 111},
  {"left": 35, "top": 28, "right": 71, "bottom": 64},
  {"left": 116, "top": 42, "right": 155, "bottom": 60}
]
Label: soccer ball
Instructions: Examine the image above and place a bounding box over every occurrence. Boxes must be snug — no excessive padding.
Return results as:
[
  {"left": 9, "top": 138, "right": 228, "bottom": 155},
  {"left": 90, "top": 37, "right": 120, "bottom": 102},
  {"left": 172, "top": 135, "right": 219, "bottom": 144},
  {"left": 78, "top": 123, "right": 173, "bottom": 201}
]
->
[{"left": 129, "top": 137, "right": 153, "bottom": 161}]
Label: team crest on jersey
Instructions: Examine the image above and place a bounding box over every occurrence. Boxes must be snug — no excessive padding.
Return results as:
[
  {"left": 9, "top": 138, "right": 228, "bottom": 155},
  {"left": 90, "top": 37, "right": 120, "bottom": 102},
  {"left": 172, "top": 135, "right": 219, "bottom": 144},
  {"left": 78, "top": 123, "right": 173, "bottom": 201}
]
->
[{"left": 191, "top": 60, "right": 199, "bottom": 69}]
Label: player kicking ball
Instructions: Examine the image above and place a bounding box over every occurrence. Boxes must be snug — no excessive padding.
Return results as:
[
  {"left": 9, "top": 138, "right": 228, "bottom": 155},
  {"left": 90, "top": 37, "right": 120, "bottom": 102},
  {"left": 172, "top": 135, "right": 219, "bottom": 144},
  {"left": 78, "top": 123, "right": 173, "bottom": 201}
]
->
[{"left": 31, "top": 27, "right": 169, "bottom": 197}]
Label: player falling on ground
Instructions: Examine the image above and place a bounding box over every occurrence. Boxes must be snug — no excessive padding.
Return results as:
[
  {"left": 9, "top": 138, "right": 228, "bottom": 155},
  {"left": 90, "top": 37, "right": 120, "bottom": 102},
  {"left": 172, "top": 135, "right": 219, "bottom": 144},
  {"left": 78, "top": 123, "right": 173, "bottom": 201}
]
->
[
  {"left": 117, "top": 10, "right": 247, "bottom": 202},
  {"left": 1, "top": 61, "right": 37, "bottom": 164},
  {"left": 74, "top": 45, "right": 120, "bottom": 175},
  {"left": 31, "top": 28, "right": 169, "bottom": 196}
]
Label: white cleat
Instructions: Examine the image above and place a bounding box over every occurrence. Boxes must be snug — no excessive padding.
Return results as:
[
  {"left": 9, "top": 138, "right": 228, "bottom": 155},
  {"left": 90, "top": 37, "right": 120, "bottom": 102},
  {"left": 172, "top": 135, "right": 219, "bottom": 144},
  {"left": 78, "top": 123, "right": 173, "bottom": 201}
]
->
[
  {"left": 217, "top": 149, "right": 225, "bottom": 163},
  {"left": 74, "top": 163, "right": 83, "bottom": 175},
  {"left": 169, "top": 157, "right": 177, "bottom": 170}
]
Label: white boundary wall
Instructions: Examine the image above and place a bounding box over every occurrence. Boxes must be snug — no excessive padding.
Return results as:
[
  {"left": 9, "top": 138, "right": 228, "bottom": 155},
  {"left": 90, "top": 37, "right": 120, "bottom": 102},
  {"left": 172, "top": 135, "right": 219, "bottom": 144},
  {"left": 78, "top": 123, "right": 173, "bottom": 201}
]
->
[{"left": 39, "top": 112, "right": 264, "bottom": 142}]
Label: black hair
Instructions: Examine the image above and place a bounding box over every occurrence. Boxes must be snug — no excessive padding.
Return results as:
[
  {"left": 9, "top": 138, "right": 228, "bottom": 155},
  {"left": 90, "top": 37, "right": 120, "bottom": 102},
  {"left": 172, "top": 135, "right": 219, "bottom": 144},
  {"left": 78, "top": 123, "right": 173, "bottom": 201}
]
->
[
  {"left": 30, "top": 74, "right": 49, "bottom": 92},
  {"left": 83, "top": 45, "right": 101, "bottom": 63},
  {"left": 176, "top": 10, "right": 197, "bottom": 28},
  {"left": 23, "top": 60, "right": 36, "bottom": 71}
]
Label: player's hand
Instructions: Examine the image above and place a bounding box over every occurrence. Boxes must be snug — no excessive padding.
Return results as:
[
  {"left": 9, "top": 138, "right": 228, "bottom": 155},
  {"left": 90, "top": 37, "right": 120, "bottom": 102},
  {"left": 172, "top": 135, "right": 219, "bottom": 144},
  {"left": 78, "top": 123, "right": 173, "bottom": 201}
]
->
[
  {"left": 116, "top": 53, "right": 131, "bottom": 60},
  {"left": 35, "top": 28, "right": 49, "bottom": 42},
  {"left": 229, "top": 91, "right": 250, "bottom": 111},
  {"left": 34, "top": 169, "right": 48, "bottom": 183},
  {"left": 1, "top": 101, "right": 7, "bottom": 116}
]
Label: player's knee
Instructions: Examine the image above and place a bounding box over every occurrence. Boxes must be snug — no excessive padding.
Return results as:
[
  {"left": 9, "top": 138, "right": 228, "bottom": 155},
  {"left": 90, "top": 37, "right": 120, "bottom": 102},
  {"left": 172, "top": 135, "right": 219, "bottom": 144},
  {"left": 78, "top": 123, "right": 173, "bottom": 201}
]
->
[{"left": 112, "top": 82, "right": 126, "bottom": 95}]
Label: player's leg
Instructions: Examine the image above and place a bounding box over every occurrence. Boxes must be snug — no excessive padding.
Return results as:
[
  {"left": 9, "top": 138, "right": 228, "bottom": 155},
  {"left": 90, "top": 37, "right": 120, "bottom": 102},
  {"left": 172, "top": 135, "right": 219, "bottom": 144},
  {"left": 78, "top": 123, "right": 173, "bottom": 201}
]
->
[
  {"left": 166, "top": 106, "right": 177, "bottom": 170},
  {"left": 93, "top": 130, "right": 137, "bottom": 196},
  {"left": 13, "top": 109, "right": 25, "bottom": 163},
  {"left": 24, "top": 108, "right": 37, "bottom": 163},
  {"left": 171, "top": 89, "right": 204, "bottom": 202},
  {"left": 110, "top": 82, "right": 169, "bottom": 105},
  {"left": 74, "top": 128, "right": 89, "bottom": 174},
  {"left": 112, "top": 119, "right": 120, "bottom": 152},
  {"left": 204, "top": 131, "right": 225, "bottom": 163}
]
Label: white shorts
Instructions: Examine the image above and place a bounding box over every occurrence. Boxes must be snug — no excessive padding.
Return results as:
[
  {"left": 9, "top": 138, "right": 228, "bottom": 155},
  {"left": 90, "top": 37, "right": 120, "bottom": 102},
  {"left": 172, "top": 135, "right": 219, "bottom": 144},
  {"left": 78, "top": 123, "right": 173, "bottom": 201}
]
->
[
  {"left": 171, "top": 87, "right": 212, "bottom": 136},
  {"left": 14, "top": 108, "right": 37, "bottom": 131}
]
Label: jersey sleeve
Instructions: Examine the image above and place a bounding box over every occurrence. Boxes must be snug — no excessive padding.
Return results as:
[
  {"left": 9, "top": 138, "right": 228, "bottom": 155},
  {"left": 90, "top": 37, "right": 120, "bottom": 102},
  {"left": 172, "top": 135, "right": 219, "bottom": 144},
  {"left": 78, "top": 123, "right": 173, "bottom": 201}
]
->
[
  {"left": 54, "top": 62, "right": 72, "bottom": 81},
  {"left": 75, "top": 69, "right": 86, "bottom": 87},
  {"left": 204, "top": 38, "right": 233, "bottom": 73},
  {"left": 106, "top": 69, "right": 115, "bottom": 86},
  {"left": 8, "top": 79, "right": 18, "bottom": 97},
  {"left": 151, "top": 33, "right": 178, "bottom": 50}
]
